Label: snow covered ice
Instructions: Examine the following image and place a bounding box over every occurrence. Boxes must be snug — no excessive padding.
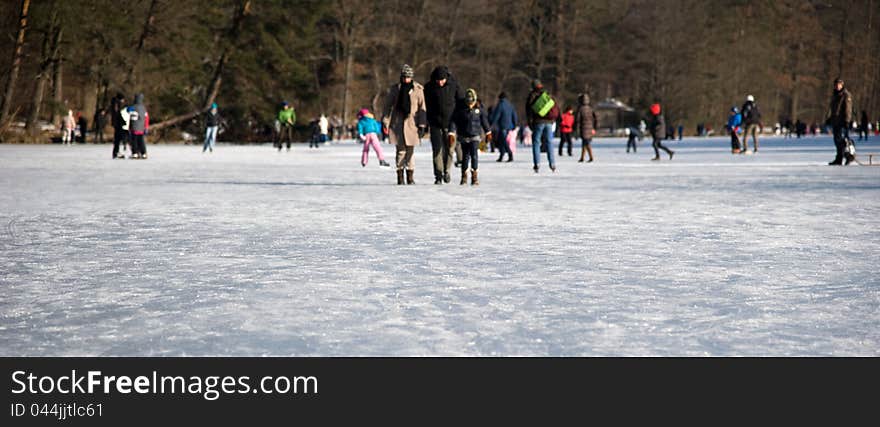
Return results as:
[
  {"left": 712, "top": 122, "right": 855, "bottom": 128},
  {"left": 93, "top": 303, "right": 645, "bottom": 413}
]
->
[{"left": 1, "top": 136, "right": 878, "bottom": 356}]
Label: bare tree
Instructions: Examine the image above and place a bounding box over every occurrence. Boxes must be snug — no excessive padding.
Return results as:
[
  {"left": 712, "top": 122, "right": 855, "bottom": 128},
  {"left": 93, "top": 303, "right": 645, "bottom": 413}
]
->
[{"left": 0, "top": 0, "right": 31, "bottom": 125}]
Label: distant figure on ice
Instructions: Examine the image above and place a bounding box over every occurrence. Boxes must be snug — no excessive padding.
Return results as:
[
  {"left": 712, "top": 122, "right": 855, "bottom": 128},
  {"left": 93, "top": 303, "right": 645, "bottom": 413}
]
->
[
  {"left": 649, "top": 103, "right": 674, "bottom": 161},
  {"left": 575, "top": 93, "right": 597, "bottom": 163},
  {"left": 93, "top": 107, "right": 106, "bottom": 144},
  {"left": 203, "top": 102, "right": 220, "bottom": 153},
  {"left": 76, "top": 112, "right": 88, "bottom": 143},
  {"left": 111, "top": 93, "right": 129, "bottom": 158},
  {"left": 740, "top": 94, "right": 761, "bottom": 154},
  {"left": 557, "top": 105, "right": 575, "bottom": 157},
  {"left": 276, "top": 101, "right": 295, "bottom": 152},
  {"left": 128, "top": 93, "right": 149, "bottom": 159},
  {"left": 489, "top": 92, "right": 517, "bottom": 163},
  {"left": 424, "top": 65, "right": 463, "bottom": 184},
  {"left": 382, "top": 64, "right": 427, "bottom": 185},
  {"left": 62, "top": 110, "right": 76, "bottom": 145},
  {"left": 677, "top": 124, "right": 684, "bottom": 140},
  {"left": 638, "top": 120, "right": 647, "bottom": 141},
  {"left": 727, "top": 106, "right": 742, "bottom": 154},
  {"left": 858, "top": 110, "right": 870, "bottom": 141},
  {"left": 625, "top": 127, "right": 638, "bottom": 153},
  {"left": 449, "top": 88, "right": 491, "bottom": 186},
  {"left": 525, "top": 79, "right": 559, "bottom": 173},
  {"left": 318, "top": 114, "right": 329, "bottom": 146},
  {"left": 826, "top": 78, "right": 854, "bottom": 165},
  {"left": 356, "top": 108, "right": 390, "bottom": 168}
]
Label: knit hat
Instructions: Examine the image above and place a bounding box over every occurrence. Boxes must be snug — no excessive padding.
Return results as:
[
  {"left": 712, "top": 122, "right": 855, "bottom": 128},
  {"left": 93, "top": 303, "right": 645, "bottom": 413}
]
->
[
  {"left": 731, "top": 106, "right": 738, "bottom": 113},
  {"left": 746, "top": 95, "right": 755, "bottom": 102},
  {"left": 532, "top": 79, "right": 543, "bottom": 89},
  {"left": 401, "top": 64, "right": 414, "bottom": 78},
  {"left": 358, "top": 108, "right": 370, "bottom": 118},
  {"left": 211, "top": 102, "right": 218, "bottom": 109},
  {"left": 431, "top": 66, "right": 449, "bottom": 81},
  {"left": 466, "top": 88, "right": 478, "bottom": 105},
  {"left": 650, "top": 103, "right": 661, "bottom": 115}
]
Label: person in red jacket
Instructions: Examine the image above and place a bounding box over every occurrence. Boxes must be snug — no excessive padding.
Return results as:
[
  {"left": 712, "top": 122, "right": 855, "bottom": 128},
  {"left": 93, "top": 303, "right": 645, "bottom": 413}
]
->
[{"left": 558, "top": 106, "right": 575, "bottom": 157}]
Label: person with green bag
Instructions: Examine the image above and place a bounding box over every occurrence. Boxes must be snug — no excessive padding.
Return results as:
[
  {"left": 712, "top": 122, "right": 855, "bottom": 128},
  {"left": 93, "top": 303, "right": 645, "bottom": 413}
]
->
[{"left": 525, "top": 79, "right": 559, "bottom": 173}]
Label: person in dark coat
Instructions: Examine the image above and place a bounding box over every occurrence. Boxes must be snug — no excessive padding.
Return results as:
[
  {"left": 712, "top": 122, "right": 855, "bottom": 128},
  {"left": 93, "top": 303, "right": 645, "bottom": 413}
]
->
[
  {"left": 93, "top": 108, "right": 106, "bottom": 144},
  {"left": 740, "top": 95, "right": 762, "bottom": 153},
  {"left": 110, "top": 93, "right": 128, "bottom": 159},
  {"left": 649, "top": 103, "right": 674, "bottom": 161},
  {"left": 424, "top": 65, "right": 464, "bottom": 184},
  {"left": 449, "top": 88, "right": 491, "bottom": 186},
  {"left": 489, "top": 92, "right": 517, "bottom": 162},
  {"left": 574, "top": 93, "right": 597, "bottom": 162},
  {"left": 128, "top": 93, "right": 150, "bottom": 159},
  {"left": 203, "top": 102, "right": 221, "bottom": 153},
  {"left": 826, "top": 78, "right": 854, "bottom": 165},
  {"left": 76, "top": 112, "right": 88, "bottom": 143},
  {"left": 858, "top": 110, "right": 870, "bottom": 141}
]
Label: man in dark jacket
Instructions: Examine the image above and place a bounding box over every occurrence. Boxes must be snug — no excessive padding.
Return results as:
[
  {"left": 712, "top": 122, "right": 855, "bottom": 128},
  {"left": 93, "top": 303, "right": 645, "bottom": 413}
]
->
[
  {"left": 424, "top": 65, "right": 464, "bottom": 184},
  {"left": 110, "top": 93, "right": 128, "bottom": 158},
  {"left": 740, "top": 94, "right": 761, "bottom": 153},
  {"left": 525, "top": 79, "right": 559, "bottom": 173},
  {"left": 649, "top": 103, "right": 674, "bottom": 161},
  {"left": 489, "top": 92, "right": 517, "bottom": 162},
  {"left": 827, "top": 78, "right": 854, "bottom": 165}
]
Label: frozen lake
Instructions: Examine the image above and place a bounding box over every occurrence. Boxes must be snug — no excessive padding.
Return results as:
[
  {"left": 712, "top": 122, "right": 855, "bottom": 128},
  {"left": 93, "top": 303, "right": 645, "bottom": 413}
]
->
[{"left": 1, "top": 136, "right": 878, "bottom": 356}]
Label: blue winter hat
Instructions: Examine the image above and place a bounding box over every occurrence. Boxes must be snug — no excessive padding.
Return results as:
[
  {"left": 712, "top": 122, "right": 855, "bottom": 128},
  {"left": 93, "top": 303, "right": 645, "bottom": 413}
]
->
[
  {"left": 211, "top": 102, "right": 218, "bottom": 109},
  {"left": 731, "top": 106, "right": 739, "bottom": 113}
]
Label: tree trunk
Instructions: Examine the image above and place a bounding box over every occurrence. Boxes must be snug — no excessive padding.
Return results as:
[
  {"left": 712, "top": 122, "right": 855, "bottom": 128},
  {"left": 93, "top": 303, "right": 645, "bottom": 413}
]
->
[
  {"left": 50, "top": 25, "right": 64, "bottom": 129},
  {"left": 26, "top": 8, "right": 60, "bottom": 136},
  {"left": 0, "top": 0, "right": 31, "bottom": 125},
  {"left": 153, "top": 1, "right": 250, "bottom": 131},
  {"left": 127, "top": 0, "right": 160, "bottom": 91}
]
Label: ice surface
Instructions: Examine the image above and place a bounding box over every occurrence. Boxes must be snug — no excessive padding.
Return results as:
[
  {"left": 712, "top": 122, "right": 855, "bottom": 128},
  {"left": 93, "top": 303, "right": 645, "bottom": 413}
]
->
[{"left": 1, "top": 136, "right": 878, "bottom": 356}]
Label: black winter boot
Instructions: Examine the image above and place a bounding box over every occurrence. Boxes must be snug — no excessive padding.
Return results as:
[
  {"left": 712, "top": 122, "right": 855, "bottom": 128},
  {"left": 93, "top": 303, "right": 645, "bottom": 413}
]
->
[
  {"left": 397, "top": 169, "right": 405, "bottom": 185},
  {"left": 406, "top": 169, "right": 414, "bottom": 185}
]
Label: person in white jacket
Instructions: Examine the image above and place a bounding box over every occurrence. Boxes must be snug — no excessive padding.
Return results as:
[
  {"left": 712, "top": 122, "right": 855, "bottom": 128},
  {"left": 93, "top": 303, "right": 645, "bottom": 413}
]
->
[{"left": 62, "top": 110, "right": 76, "bottom": 145}]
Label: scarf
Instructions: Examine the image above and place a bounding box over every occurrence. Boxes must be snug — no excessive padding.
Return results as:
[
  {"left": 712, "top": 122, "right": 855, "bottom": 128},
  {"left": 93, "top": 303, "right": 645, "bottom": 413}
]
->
[{"left": 396, "top": 81, "right": 413, "bottom": 117}]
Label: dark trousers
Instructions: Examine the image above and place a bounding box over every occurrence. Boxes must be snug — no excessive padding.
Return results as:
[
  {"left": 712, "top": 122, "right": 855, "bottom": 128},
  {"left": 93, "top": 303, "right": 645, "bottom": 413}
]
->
[
  {"left": 558, "top": 132, "right": 573, "bottom": 156},
  {"left": 460, "top": 138, "right": 480, "bottom": 171},
  {"left": 832, "top": 124, "right": 852, "bottom": 163},
  {"left": 131, "top": 134, "right": 146, "bottom": 155},
  {"left": 627, "top": 136, "right": 637, "bottom": 152},
  {"left": 730, "top": 130, "right": 741, "bottom": 151},
  {"left": 495, "top": 128, "right": 512, "bottom": 160},
  {"left": 112, "top": 128, "right": 128, "bottom": 158},
  {"left": 430, "top": 126, "right": 455, "bottom": 178},
  {"left": 653, "top": 137, "right": 672, "bottom": 157},
  {"left": 276, "top": 126, "right": 293, "bottom": 150}
]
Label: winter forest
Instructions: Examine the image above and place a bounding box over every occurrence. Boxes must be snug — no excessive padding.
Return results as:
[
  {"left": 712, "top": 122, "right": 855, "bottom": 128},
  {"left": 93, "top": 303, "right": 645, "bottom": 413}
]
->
[{"left": 1, "top": 0, "right": 879, "bottom": 142}]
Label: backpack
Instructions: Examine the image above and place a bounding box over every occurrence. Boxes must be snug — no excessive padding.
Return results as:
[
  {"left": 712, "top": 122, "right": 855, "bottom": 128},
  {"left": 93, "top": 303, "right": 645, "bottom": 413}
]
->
[{"left": 531, "top": 92, "right": 555, "bottom": 117}]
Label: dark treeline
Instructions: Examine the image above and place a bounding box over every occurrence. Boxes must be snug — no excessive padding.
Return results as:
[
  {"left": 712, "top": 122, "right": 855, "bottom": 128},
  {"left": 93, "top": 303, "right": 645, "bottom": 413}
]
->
[{"left": 1, "top": 0, "right": 878, "bottom": 141}]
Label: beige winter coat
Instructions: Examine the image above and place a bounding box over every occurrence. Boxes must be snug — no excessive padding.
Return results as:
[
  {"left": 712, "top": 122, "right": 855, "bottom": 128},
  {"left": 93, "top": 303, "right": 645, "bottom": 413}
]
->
[{"left": 382, "top": 81, "right": 426, "bottom": 147}]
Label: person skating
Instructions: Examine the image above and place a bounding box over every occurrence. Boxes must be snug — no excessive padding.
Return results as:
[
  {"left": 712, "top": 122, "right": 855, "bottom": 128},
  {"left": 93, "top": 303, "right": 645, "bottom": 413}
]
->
[
  {"left": 203, "top": 102, "right": 220, "bottom": 153},
  {"left": 625, "top": 127, "right": 638, "bottom": 153},
  {"left": 826, "top": 78, "right": 855, "bottom": 165},
  {"left": 727, "top": 106, "right": 743, "bottom": 154},
  {"left": 649, "top": 103, "right": 674, "bottom": 161},
  {"left": 525, "top": 79, "right": 559, "bottom": 173},
  {"left": 858, "top": 110, "right": 869, "bottom": 141},
  {"left": 128, "top": 93, "right": 150, "bottom": 159},
  {"left": 62, "top": 110, "right": 76, "bottom": 145},
  {"left": 382, "top": 64, "right": 427, "bottom": 185},
  {"left": 449, "top": 88, "right": 491, "bottom": 186},
  {"left": 110, "top": 94, "right": 129, "bottom": 158},
  {"left": 357, "top": 108, "right": 390, "bottom": 168},
  {"left": 276, "top": 101, "right": 296, "bottom": 151},
  {"left": 424, "top": 65, "right": 464, "bottom": 184},
  {"left": 93, "top": 107, "right": 106, "bottom": 144},
  {"left": 489, "top": 92, "right": 518, "bottom": 163},
  {"left": 317, "top": 114, "right": 329, "bottom": 147},
  {"left": 574, "top": 93, "right": 597, "bottom": 162},
  {"left": 740, "top": 95, "right": 762, "bottom": 153},
  {"left": 558, "top": 105, "right": 575, "bottom": 157},
  {"left": 76, "top": 112, "right": 88, "bottom": 143}
]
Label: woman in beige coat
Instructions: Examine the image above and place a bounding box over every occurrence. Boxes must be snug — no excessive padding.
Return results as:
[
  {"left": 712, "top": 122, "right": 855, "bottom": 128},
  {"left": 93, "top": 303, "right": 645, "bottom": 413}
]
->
[{"left": 382, "top": 64, "right": 427, "bottom": 185}]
